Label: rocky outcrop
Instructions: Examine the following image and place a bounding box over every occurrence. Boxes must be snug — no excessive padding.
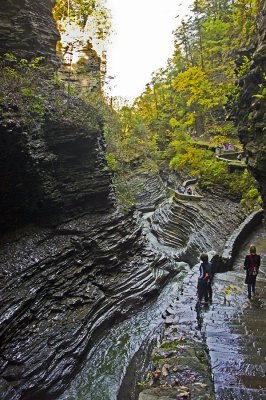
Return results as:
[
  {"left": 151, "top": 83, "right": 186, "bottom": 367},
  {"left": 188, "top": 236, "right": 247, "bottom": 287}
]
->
[
  {"left": 0, "top": 1, "right": 167, "bottom": 399},
  {"left": 0, "top": 209, "right": 168, "bottom": 399},
  {"left": 131, "top": 171, "right": 167, "bottom": 212},
  {"left": 148, "top": 195, "right": 246, "bottom": 266},
  {"left": 0, "top": 101, "right": 115, "bottom": 232},
  {"left": 235, "top": 0, "right": 266, "bottom": 214},
  {"left": 0, "top": 0, "right": 59, "bottom": 62},
  {"left": 219, "top": 208, "right": 263, "bottom": 270},
  {"left": 0, "top": 0, "right": 113, "bottom": 232},
  {"left": 60, "top": 43, "right": 102, "bottom": 92},
  {"left": 58, "top": 31, "right": 103, "bottom": 92}
]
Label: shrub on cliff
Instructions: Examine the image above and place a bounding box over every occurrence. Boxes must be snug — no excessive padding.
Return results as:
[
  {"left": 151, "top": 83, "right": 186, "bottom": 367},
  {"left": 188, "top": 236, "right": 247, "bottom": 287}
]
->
[
  {"left": 0, "top": 53, "right": 46, "bottom": 126},
  {"left": 240, "top": 187, "right": 262, "bottom": 212},
  {"left": 0, "top": 53, "right": 103, "bottom": 133}
]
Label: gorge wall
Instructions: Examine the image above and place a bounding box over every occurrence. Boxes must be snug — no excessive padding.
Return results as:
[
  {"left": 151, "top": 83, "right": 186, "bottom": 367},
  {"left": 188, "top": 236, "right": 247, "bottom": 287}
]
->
[
  {"left": 0, "top": 0, "right": 59, "bottom": 63},
  {"left": 0, "top": 2, "right": 167, "bottom": 399},
  {"left": 236, "top": 0, "right": 266, "bottom": 214},
  {"left": 0, "top": 1, "right": 265, "bottom": 400},
  {"left": 0, "top": 0, "right": 113, "bottom": 233}
]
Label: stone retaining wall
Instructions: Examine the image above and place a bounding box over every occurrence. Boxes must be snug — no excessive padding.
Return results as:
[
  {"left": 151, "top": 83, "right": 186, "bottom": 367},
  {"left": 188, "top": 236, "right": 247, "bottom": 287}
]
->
[
  {"left": 173, "top": 191, "right": 203, "bottom": 202},
  {"left": 216, "top": 152, "right": 243, "bottom": 161},
  {"left": 217, "top": 208, "right": 264, "bottom": 271}
]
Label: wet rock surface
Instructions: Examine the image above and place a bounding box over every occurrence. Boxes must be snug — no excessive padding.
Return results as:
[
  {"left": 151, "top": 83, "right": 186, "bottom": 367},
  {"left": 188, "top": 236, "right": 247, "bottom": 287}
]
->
[
  {"left": 0, "top": 209, "right": 170, "bottom": 399},
  {"left": 204, "top": 225, "right": 266, "bottom": 399},
  {"left": 148, "top": 193, "right": 245, "bottom": 264},
  {"left": 0, "top": 181, "right": 248, "bottom": 400},
  {"left": 139, "top": 223, "right": 266, "bottom": 400},
  {"left": 131, "top": 171, "right": 167, "bottom": 212},
  {"left": 138, "top": 266, "right": 215, "bottom": 400},
  {"left": 0, "top": 107, "right": 114, "bottom": 232}
]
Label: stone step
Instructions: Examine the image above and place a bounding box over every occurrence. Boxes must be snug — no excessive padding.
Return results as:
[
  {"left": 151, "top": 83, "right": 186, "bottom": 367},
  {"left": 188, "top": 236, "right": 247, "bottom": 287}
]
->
[{"left": 215, "top": 386, "right": 266, "bottom": 400}]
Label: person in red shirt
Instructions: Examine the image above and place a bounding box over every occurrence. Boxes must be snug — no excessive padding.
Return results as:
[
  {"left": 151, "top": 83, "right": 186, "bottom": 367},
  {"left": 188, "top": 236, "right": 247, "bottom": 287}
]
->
[{"left": 244, "top": 245, "right": 260, "bottom": 299}]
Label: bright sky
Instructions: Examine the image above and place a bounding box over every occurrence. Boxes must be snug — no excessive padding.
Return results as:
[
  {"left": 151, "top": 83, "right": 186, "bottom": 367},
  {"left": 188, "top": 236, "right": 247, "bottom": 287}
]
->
[{"left": 105, "top": 0, "right": 193, "bottom": 100}]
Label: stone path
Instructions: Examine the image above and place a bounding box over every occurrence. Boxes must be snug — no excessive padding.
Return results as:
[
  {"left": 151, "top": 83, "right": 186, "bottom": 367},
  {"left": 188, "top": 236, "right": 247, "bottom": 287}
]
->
[
  {"left": 139, "top": 224, "right": 266, "bottom": 400},
  {"left": 202, "top": 225, "right": 266, "bottom": 399},
  {"left": 139, "top": 266, "right": 215, "bottom": 400}
]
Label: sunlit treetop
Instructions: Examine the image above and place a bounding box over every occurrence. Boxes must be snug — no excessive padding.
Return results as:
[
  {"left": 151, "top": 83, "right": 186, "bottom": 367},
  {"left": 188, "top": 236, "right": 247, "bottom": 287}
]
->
[{"left": 53, "top": 0, "right": 111, "bottom": 40}]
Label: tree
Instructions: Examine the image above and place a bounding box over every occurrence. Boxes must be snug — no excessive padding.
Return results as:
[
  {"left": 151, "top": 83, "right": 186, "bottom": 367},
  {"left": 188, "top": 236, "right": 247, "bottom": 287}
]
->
[{"left": 53, "top": 0, "right": 111, "bottom": 40}]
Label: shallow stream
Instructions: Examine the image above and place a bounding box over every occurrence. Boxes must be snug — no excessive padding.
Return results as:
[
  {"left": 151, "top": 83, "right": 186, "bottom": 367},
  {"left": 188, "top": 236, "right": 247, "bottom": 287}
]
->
[
  {"left": 57, "top": 224, "right": 266, "bottom": 400},
  {"left": 57, "top": 266, "right": 189, "bottom": 400}
]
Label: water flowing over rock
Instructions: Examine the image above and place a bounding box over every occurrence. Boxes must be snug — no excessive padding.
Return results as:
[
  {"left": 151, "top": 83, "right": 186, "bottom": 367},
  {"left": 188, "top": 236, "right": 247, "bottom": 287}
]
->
[
  {"left": 235, "top": 0, "right": 266, "bottom": 214},
  {"left": 0, "top": 209, "right": 172, "bottom": 398}
]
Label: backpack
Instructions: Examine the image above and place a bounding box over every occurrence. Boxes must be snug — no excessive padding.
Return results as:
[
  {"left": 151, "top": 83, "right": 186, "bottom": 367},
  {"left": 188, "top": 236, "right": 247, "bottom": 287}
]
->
[
  {"left": 247, "top": 255, "right": 259, "bottom": 276},
  {"left": 248, "top": 264, "right": 258, "bottom": 276}
]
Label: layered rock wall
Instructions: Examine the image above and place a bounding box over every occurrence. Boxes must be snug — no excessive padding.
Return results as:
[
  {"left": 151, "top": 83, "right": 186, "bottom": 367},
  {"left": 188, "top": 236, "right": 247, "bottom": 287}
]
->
[
  {"left": 0, "top": 2, "right": 162, "bottom": 399},
  {"left": 0, "top": 106, "right": 115, "bottom": 232},
  {"left": 236, "top": 0, "right": 266, "bottom": 214},
  {"left": 0, "top": 210, "right": 164, "bottom": 399},
  {"left": 0, "top": 0, "right": 59, "bottom": 62},
  {"left": 0, "top": 0, "right": 113, "bottom": 232}
]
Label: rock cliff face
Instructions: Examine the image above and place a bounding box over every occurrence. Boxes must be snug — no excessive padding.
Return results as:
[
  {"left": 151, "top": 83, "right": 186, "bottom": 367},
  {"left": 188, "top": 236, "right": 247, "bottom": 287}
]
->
[
  {"left": 236, "top": 0, "right": 266, "bottom": 213},
  {"left": 0, "top": 2, "right": 167, "bottom": 399},
  {"left": 58, "top": 43, "right": 102, "bottom": 92},
  {"left": 0, "top": 209, "right": 166, "bottom": 399},
  {"left": 0, "top": 107, "right": 115, "bottom": 232},
  {"left": 0, "top": 0, "right": 59, "bottom": 62},
  {"left": 0, "top": 0, "right": 114, "bottom": 232}
]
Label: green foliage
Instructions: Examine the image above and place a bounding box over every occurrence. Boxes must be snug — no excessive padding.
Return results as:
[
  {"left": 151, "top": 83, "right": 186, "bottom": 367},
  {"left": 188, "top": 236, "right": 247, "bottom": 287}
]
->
[
  {"left": 253, "top": 74, "right": 266, "bottom": 99},
  {"left": 232, "top": 0, "right": 259, "bottom": 47},
  {"left": 127, "top": 0, "right": 259, "bottom": 151},
  {"left": 169, "top": 140, "right": 260, "bottom": 206},
  {"left": 112, "top": 173, "right": 135, "bottom": 212},
  {"left": 240, "top": 187, "right": 262, "bottom": 212},
  {"left": 105, "top": 152, "right": 118, "bottom": 171},
  {"left": 0, "top": 54, "right": 47, "bottom": 126},
  {"left": 53, "top": 0, "right": 111, "bottom": 40},
  {"left": 0, "top": 53, "right": 103, "bottom": 133},
  {"left": 102, "top": 0, "right": 261, "bottom": 212},
  {"left": 20, "top": 87, "right": 45, "bottom": 119},
  {"left": 152, "top": 354, "right": 162, "bottom": 363},
  {"left": 236, "top": 55, "right": 252, "bottom": 78}
]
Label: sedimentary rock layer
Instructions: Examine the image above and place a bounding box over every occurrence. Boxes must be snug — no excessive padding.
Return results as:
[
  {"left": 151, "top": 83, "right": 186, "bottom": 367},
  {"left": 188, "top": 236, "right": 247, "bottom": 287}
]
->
[
  {"left": 0, "top": 108, "right": 115, "bottom": 232},
  {"left": 149, "top": 194, "right": 245, "bottom": 265},
  {"left": 0, "top": 0, "right": 59, "bottom": 62},
  {"left": 236, "top": 0, "right": 266, "bottom": 213},
  {"left": 0, "top": 210, "right": 170, "bottom": 399}
]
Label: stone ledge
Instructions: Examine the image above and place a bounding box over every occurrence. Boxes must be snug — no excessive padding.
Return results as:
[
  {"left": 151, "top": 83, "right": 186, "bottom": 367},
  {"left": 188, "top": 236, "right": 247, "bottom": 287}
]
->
[{"left": 219, "top": 209, "right": 264, "bottom": 271}]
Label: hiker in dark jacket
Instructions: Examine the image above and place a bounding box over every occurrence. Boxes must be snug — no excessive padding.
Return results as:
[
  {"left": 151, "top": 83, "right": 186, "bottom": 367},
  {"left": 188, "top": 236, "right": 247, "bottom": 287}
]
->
[
  {"left": 197, "top": 253, "right": 213, "bottom": 303},
  {"left": 244, "top": 244, "right": 260, "bottom": 299}
]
